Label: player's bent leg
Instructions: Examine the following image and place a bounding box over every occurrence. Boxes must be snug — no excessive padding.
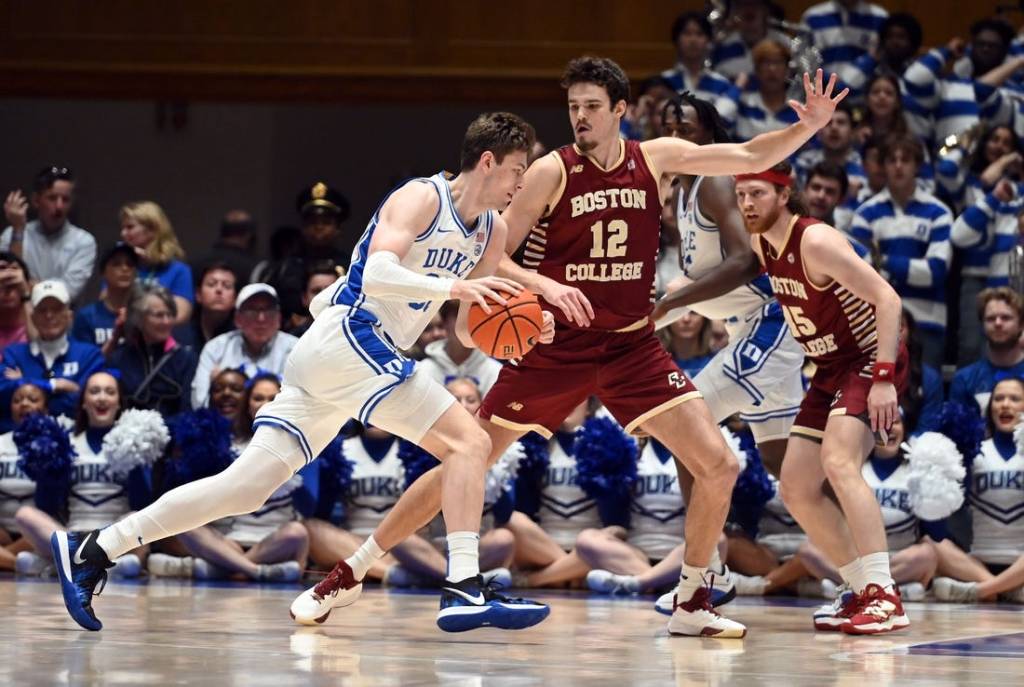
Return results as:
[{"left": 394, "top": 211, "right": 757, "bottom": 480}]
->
[
  {"left": 819, "top": 416, "right": 888, "bottom": 556},
  {"left": 641, "top": 401, "right": 745, "bottom": 638},
  {"left": 53, "top": 425, "right": 301, "bottom": 631}
]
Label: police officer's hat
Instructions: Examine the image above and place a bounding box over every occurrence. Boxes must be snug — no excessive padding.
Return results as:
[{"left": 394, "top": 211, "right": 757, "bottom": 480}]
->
[{"left": 296, "top": 182, "right": 350, "bottom": 223}]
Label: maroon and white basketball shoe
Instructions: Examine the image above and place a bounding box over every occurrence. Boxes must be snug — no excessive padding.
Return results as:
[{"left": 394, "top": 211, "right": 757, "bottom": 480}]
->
[
  {"left": 290, "top": 561, "right": 362, "bottom": 625},
  {"left": 842, "top": 584, "right": 909, "bottom": 635},
  {"left": 667, "top": 580, "right": 747, "bottom": 638},
  {"left": 812, "top": 584, "right": 859, "bottom": 631}
]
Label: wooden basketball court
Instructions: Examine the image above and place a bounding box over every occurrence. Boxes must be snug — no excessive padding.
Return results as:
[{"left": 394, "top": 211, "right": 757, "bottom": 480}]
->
[{"left": 4, "top": 578, "right": 1024, "bottom": 685}]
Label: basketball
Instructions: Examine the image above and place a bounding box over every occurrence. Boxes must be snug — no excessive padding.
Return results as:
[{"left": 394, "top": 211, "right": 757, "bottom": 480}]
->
[{"left": 467, "top": 289, "right": 544, "bottom": 359}]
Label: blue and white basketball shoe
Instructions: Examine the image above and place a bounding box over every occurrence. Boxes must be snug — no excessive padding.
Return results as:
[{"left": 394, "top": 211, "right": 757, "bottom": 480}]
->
[
  {"left": 51, "top": 530, "right": 114, "bottom": 631},
  {"left": 437, "top": 575, "right": 550, "bottom": 632}
]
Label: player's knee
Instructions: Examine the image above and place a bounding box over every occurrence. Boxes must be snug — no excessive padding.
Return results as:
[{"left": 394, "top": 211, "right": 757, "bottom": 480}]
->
[
  {"left": 778, "top": 476, "right": 814, "bottom": 514},
  {"left": 820, "top": 450, "right": 859, "bottom": 487},
  {"left": 452, "top": 425, "right": 492, "bottom": 463},
  {"left": 706, "top": 447, "right": 740, "bottom": 489}
]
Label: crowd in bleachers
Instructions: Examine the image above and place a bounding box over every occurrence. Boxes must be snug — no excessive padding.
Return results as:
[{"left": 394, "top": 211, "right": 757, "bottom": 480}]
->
[{"left": 2, "top": 0, "right": 1024, "bottom": 606}]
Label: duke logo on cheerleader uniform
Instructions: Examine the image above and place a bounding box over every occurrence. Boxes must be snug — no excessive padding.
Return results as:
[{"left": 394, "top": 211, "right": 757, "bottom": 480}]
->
[
  {"left": 627, "top": 440, "right": 685, "bottom": 559},
  {"left": 539, "top": 436, "right": 600, "bottom": 550},
  {"left": 342, "top": 435, "right": 404, "bottom": 538},
  {"left": 968, "top": 438, "right": 1024, "bottom": 565},
  {"left": 862, "top": 459, "right": 917, "bottom": 552},
  {"left": 0, "top": 433, "right": 33, "bottom": 531},
  {"left": 68, "top": 434, "right": 129, "bottom": 532},
  {"left": 254, "top": 173, "right": 492, "bottom": 463}
]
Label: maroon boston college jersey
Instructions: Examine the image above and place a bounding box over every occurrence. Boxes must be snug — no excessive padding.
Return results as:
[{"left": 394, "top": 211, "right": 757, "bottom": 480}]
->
[
  {"left": 757, "top": 215, "right": 879, "bottom": 378},
  {"left": 521, "top": 140, "right": 661, "bottom": 331}
]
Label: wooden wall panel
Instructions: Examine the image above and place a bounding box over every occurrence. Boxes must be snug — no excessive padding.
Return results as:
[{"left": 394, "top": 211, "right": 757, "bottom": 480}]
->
[{"left": 0, "top": 1, "right": 1016, "bottom": 104}]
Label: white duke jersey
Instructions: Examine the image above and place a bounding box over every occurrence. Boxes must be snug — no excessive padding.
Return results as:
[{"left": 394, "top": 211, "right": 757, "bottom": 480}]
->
[
  {"left": 969, "top": 439, "right": 1024, "bottom": 565},
  {"left": 677, "top": 176, "right": 774, "bottom": 320},
  {"left": 68, "top": 433, "right": 129, "bottom": 531},
  {"left": 344, "top": 435, "right": 404, "bottom": 538},
  {"left": 540, "top": 436, "right": 601, "bottom": 550},
  {"left": 0, "top": 433, "right": 33, "bottom": 531},
  {"left": 317, "top": 173, "right": 494, "bottom": 349},
  {"left": 862, "top": 459, "right": 918, "bottom": 552},
  {"left": 627, "top": 440, "right": 685, "bottom": 559}
]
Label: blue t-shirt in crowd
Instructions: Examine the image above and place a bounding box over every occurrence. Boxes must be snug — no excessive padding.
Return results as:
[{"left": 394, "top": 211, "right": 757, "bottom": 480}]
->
[
  {"left": 72, "top": 301, "right": 118, "bottom": 347},
  {"left": 949, "top": 358, "right": 1024, "bottom": 414},
  {"left": 139, "top": 260, "right": 194, "bottom": 303}
]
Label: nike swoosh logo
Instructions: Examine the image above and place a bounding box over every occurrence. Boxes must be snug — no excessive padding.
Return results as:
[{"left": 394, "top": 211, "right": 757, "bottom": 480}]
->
[
  {"left": 73, "top": 531, "right": 95, "bottom": 566},
  {"left": 443, "top": 587, "right": 486, "bottom": 605}
]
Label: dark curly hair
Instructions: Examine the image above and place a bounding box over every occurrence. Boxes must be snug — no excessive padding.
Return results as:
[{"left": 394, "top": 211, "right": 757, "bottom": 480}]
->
[
  {"left": 560, "top": 56, "right": 630, "bottom": 107},
  {"left": 460, "top": 112, "right": 537, "bottom": 172},
  {"left": 661, "top": 92, "right": 731, "bottom": 144}
]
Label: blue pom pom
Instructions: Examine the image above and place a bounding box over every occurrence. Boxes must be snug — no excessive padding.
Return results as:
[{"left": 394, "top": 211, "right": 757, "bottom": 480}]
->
[
  {"left": 15, "top": 413, "right": 76, "bottom": 488},
  {"left": 728, "top": 434, "right": 773, "bottom": 538},
  {"left": 398, "top": 440, "right": 440, "bottom": 489},
  {"left": 937, "top": 401, "right": 985, "bottom": 466},
  {"left": 573, "top": 416, "right": 638, "bottom": 501},
  {"left": 318, "top": 435, "right": 354, "bottom": 496},
  {"left": 516, "top": 431, "right": 550, "bottom": 483},
  {"left": 168, "top": 410, "right": 236, "bottom": 484}
]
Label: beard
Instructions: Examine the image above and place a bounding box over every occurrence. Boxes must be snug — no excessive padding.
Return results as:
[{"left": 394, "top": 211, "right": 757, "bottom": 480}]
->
[
  {"left": 575, "top": 135, "right": 598, "bottom": 153},
  {"left": 988, "top": 330, "right": 1023, "bottom": 353},
  {"left": 742, "top": 205, "right": 782, "bottom": 235}
]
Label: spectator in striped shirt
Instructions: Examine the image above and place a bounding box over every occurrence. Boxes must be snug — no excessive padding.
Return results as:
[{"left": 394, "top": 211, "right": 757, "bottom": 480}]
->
[
  {"left": 951, "top": 178, "right": 1024, "bottom": 364},
  {"left": 709, "top": 0, "right": 789, "bottom": 83},
  {"left": 949, "top": 287, "right": 1024, "bottom": 414},
  {"left": 801, "top": 0, "right": 887, "bottom": 87},
  {"left": 661, "top": 12, "right": 740, "bottom": 135},
  {"left": 843, "top": 13, "right": 923, "bottom": 103},
  {"left": 850, "top": 134, "right": 953, "bottom": 368},
  {"left": 794, "top": 102, "right": 866, "bottom": 201},
  {"left": 735, "top": 40, "right": 798, "bottom": 142}
]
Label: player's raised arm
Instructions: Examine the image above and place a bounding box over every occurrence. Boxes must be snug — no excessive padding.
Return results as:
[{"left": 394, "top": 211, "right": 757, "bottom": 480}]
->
[
  {"left": 499, "top": 153, "right": 595, "bottom": 327},
  {"left": 652, "top": 176, "right": 761, "bottom": 327},
  {"left": 645, "top": 70, "right": 849, "bottom": 178},
  {"left": 802, "top": 223, "right": 902, "bottom": 433}
]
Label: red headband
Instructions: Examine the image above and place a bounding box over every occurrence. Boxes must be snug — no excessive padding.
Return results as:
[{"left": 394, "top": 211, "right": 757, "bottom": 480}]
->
[{"left": 734, "top": 170, "right": 793, "bottom": 187}]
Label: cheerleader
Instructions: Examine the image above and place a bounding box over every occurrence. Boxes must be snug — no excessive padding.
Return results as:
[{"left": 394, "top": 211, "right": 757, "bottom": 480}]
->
[
  {"left": 798, "top": 414, "right": 942, "bottom": 603},
  {"left": 934, "top": 378, "right": 1024, "bottom": 602},
  {"left": 0, "top": 382, "right": 46, "bottom": 571},
  {"left": 15, "top": 371, "right": 153, "bottom": 577},
  {"left": 146, "top": 369, "right": 310, "bottom": 582}
]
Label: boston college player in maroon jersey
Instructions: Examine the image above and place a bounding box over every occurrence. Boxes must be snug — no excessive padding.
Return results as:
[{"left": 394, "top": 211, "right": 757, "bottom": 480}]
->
[
  {"left": 296, "top": 59, "right": 847, "bottom": 639},
  {"left": 728, "top": 164, "right": 909, "bottom": 635}
]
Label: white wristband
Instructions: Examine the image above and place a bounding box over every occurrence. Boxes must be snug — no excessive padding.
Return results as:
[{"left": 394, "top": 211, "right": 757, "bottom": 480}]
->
[{"left": 362, "top": 250, "right": 455, "bottom": 302}]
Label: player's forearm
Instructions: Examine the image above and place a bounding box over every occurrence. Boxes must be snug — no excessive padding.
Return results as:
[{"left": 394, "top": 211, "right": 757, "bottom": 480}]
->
[
  {"left": 740, "top": 121, "right": 818, "bottom": 172},
  {"left": 658, "top": 254, "right": 759, "bottom": 313},
  {"left": 872, "top": 288, "right": 902, "bottom": 364},
  {"left": 496, "top": 254, "right": 545, "bottom": 291},
  {"left": 455, "top": 301, "right": 474, "bottom": 348},
  {"left": 362, "top": 251, "right": 454, "bottom": 302}
]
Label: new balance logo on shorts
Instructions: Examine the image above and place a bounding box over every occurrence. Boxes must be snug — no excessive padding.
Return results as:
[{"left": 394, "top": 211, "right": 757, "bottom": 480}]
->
[{"left": 506, "top": 402, "right": 524, "bottom": 412}]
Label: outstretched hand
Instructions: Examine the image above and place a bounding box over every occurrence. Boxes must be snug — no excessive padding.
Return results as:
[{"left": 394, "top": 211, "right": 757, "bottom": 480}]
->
[{"left": 789, "top": 69, "right": 849, "bottom": 131}]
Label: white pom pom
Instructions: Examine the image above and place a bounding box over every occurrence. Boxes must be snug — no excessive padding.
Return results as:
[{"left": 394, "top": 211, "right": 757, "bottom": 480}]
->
[
  {"left": 102, "top": 409, "right": 171, "bottom": 479},
  {"left": 484, "top": 442, "right": 525, "bottom": 505},
  {"left": 1014, "top": 415, "right": 1024, "bottom": 455},
  {"left": 904, "top": 432, "right": 967, "bottom": 520},
  {"left": 55, "top": 415, "right": 76, "bottom": 432},
  {"left": 720, "top": 427, "right": 748, "bottom": 473}
]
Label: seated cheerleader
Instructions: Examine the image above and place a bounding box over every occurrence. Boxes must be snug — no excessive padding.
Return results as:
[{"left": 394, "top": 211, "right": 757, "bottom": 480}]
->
[
  {"left": 146, "top": 369, "right": 309, "bottom": 582},
  {"left": 933, "top": 378, "right": 1024, "bottom": 603},
  {"left": 0, "top": 383, "right": 47, "bottom": 571},
  {"left": 797, "top": 413, "right": 944, "bottom": 604},
  {"left": 505, "top": 399, "right": 648, "bottom": 589},
  {"left": 15, "top": 371, "right": 154, "bottom": 577},
  {"left": 304, "top": 376, "right": 515, "bottom": 587}
]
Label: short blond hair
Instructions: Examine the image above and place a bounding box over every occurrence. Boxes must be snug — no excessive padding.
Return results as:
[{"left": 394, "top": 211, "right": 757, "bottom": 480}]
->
[
  {"left": 751, "top": 39, "right": 791, "bottom": 66},
  {"left": 119, "top": 201, "right": 185, "bottom": 266}
]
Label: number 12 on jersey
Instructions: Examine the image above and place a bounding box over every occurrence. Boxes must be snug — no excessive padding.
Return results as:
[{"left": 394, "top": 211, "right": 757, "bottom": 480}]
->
[{"left": 589, "top": 219, "right": 629, "bottom": 258}]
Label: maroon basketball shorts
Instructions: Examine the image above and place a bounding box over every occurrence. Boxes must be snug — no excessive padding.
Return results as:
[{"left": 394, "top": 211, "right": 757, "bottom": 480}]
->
[
  {"left": 791, "top": 347, "right": 909, "bottom": 442},
  {"left": 479, "top": 323, "right": 701, "bottom": 437}
]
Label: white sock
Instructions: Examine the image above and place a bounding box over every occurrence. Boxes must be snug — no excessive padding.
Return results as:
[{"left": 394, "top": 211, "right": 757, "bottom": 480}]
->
[
  {"left": 677, "top": 563, "right": 708, "bottom": 602},
  {"left": 708, "top": 547, "right": 724, "bottom": 574},
  {"left": 344, "top": 535, "right": 385, "bottom": 581},
  {"left": 838, "top": 558, "right": 865, "bottom": 593},
  {"left": 860, "top": 551, "right": 894, "bottom": 590},
  {"left": 445, "top": 531, "right": 480, "bottom": 583}
]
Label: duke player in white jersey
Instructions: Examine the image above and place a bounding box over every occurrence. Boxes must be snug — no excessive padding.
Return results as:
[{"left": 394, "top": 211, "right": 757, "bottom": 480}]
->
[
  {"left": 51, "top": 113, "right": 555, "bottom": 634},
  {"left": 934, "top": 378, "right": 1024, "bottom": 603},
  {"left": 652, "top": 92, "right": 804, "bottom": 479}
]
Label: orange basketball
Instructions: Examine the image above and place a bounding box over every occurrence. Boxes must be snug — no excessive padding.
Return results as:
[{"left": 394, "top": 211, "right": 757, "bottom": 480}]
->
[{"left": 467, "top": 288, "right": 544, "bottom": 360}]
